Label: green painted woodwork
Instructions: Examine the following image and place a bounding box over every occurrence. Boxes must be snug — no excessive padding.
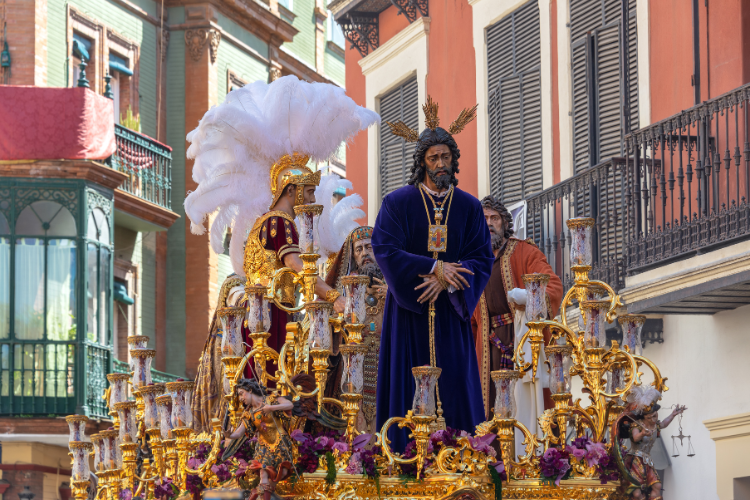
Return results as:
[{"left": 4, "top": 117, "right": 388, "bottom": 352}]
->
[
  {"left": 217, "top": 253, "right": 234, "bottom": 286},
  {"left": 324, "top": 46, "right": 344, "bottom": 86},
  {"left": 216, "top": 13, "right": 269, "bottom": 60},
  {"left": 108, "top": 124, "right": 173, "bottom": 209},
  {"left": 165, "top": 37, "right": 187, "bottom": 378},
  {"left": 0, "top": 178, "right": 114, "bottom": 418},
  {"left": 284, "top": 0, "right": 317, "bottom": 68},
  {"left": 217, "top": 39, "right": 270, "bottom": 100}
]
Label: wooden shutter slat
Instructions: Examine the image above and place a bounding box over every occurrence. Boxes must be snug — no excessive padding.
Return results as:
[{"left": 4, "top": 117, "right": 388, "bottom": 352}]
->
[{"left": 379, "top": 77, "right": 419, "bottom": 201}]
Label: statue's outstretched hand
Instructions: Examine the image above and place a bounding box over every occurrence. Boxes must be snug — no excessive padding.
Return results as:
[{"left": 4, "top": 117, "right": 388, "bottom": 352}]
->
[
  {"left": 443, "top": 262, "right": 473, "bottom": 290},
  {"left": 333, "top": 296, "right": 346, "bottom": 314},
  {"left": 416, "top": 274, "right": 444, "bottom": 304}
]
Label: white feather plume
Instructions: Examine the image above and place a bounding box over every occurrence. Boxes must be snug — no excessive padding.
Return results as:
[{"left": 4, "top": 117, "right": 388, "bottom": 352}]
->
[
  {"left": 183, "top": 76, "right": 380, "bottom": 276},
  {"left": 626, "top": 385, "right": 662, "bottom": 414},
  {"left": 315, "top": 175, "right": 365, "bottom": 264}
]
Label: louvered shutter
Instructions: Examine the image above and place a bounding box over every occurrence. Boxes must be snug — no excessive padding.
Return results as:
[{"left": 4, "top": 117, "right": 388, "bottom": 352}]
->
[
  {"left": 627, "top": 0, "right": 639, "bottom": 132},
  {"left": 379, "top": 78, "right": 419, "bottom": 200},
  {"left": 596, "top": 23, "right": 622, "bottom": 159},
  {"left": 571, "top": 36, "right": 592, "bottom": 174},
  {"left": 487, "top": 0, "right": 543, "bottom": 206}
]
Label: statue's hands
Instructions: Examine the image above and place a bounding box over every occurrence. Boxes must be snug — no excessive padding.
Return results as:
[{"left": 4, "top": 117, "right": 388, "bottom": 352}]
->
[
  {"left": 261, "top": 404, "right": 276, "bottom": 415},
  {"left": 442, "top": 262, "right": 474, "bottom": 290},
  {"left": 416, "top": 274, "right": 444, "bottom": 304},
  {"left": 222, "top": 428, "right": 233, "bottom": 440},
  {"left": 507, "top": 288, "right": 527, "bottom": 311},
  {"left": 672, "top": 405, "right": 687, "bottom": 416},
  {"left": 333, "top": 296, "right": 346, "bottom": 314},
  {"left": 370, "top": 278, "right": 388, "bottom": 300}
]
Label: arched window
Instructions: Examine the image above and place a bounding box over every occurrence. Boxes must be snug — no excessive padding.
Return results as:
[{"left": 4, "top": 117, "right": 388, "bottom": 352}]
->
[
  {"left": 86, "top": 208, "right": 111, "bottom": 346},
  {"left": 14, "top": 202, "right": 77, "bottom": 342}
]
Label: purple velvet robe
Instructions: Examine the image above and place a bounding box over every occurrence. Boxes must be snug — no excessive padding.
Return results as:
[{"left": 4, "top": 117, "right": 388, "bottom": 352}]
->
[{"left": 372, "top": 185, "right": 493, "bottom": 451}]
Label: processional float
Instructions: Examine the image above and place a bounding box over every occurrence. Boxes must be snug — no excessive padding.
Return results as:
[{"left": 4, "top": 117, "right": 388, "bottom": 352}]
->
[{"left": 65, "top": 216, "right": 672, "bottom": 500}]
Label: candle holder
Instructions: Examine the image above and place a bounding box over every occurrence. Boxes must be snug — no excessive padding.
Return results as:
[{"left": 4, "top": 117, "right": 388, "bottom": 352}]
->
[
  {"left": 339, "top": 343, "right": 367, "bottom": 443},
  {"left": 341, "top": 275, "right": 369, "bottom": 326},
  {"left": 70, "top": 440, "right": 93, "bottom": 500},
  {"left": 580, "top": 300, "right": 610, "bottom": 349},
  {"left": 218, "top": 307, "right": 246, "bottom": 358},
  {"left": 65, "top": 415, "right": 88, "bottom": 447},
  {"left": 172, "top": 427, "right": 195, "bottom": 489},
  {"left": 490, "top": 370, "right": 520, "bottom": 419},
  {"left": 411, "top": 366, "right": 441, "bottom": 416},
  {"left": 619, "top": 314, "right": 646, "bottom": 356},
  {"left": 113, "top": 401, "right": 138, "bottom": 444},
  {"left": 308, "top": 301, "right": 333, "bottom": 350},
  {"left": 165, "top": 380, "right": 195, "bottom": 429},
  {"left": 567, "top": 217, "right": 595, "bottom": 268},
  {"left": 107, "top": 373, "right": 130, "bottom": 426},
  {"left": 245, "top": 284, "right": 271, "bottom": 333},
  {"left": 156, "top": 393, "right": 174, "bottom": 476},
  {"left": 91, "top": 433, "right": 104, "bottom": 473},
  {"left": 294, "top": 204, "right": 323, "bottom": 303},
  {"left": 100, "top": 428, "right": 121, "bottom": 472},
  {"left": 140, "top": 383, "right": 165, "bottom": 441},
  {"left": 220, "top": 356, "right": 243, "bottom": 427},
  {"left": 130, "top": 348, "right": 156, "bottom": 392},
  {"left": 522, "top": 273, "right": 550, "bottom": 322}
]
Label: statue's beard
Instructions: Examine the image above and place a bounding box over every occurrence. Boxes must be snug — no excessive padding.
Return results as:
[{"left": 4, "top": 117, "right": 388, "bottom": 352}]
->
[
  {"left": 426, "top": 167, "right": 454, "bottom": 190},
  {"left": 490, "top": 231, "right": 505, "bottom": 251},
  {"left": 357, "top": 262, "right": 383, "bottom": 282}
]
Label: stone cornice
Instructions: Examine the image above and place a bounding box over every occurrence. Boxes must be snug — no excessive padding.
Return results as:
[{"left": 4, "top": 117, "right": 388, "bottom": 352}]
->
[
  {"left": 277, "top": 46, "right": 339, "bottom": 86},
  {"left": 359, "top": 16, "right": 430, "bottom": 76},
  {"left": 0, "top": 160, "right": 127, "bottom": 190},
  {"left": 115, "top": 189, "right": 180, "bottom": 229},
  {"left": 704, "top": 412, "right": 750, "bottom": 441}
]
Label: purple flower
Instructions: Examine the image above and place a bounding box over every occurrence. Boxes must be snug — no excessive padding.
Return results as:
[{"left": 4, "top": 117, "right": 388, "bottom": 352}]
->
[
  {"left": 332, "top": 441, "right": 350, "bottom": 454},
  {"left": 492, "top": 460, "right": 507, "bottom": 481},
  {"left": 352, "top": 433, "right": 372, "bottom": 451},
  {"left": 567, "top": 445, "right": 586, "bottom": 461},
  {"left": 468, "top": 434, "right": 497, "bottom": 457},
  {"left": 185, "top": 474, "right": 205, "bottom": 500},
  {"left": 235, "top": 459, "right": 249, "bottom": 478},
  {"left": 119, "top": 489, "right": 133, "bottom": 500},
  {"left": 290, "top": 429, "right": 310, "bottom": 443},
  {"left": 345, "top": 452, "right": 364, "bottom": 475},
  {"left": 211, "top": 463, "right": 232, "bottom": 482},
  {"left": 154, "top": 478, "right": 175, "bottom": 500},
  {"left": 584, "top": 442, "right": 608, "bottom": 467},
  {"left": 540, "top": 448, "right": 571, "bottom": 486},
  {"left": 187, "top": 457, "right": 204, "bottom": 469}
]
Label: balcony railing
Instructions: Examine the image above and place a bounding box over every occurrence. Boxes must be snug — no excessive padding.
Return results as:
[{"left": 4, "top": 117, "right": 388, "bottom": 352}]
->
[
  {"left": 625, "top": 83, "right": 750, "bottom": 272},
  {"left": 525, "top": 83, "right": 750, "bottom": 288},
  {"left": 109, "top": 124, "right": 172, "bottom": 209}
]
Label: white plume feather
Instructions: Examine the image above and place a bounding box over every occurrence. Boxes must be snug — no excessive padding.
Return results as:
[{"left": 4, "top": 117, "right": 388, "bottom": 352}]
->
[
  {"left": 183, "top": 76, "right": 380, "bottom": 276},
  {"left": 626, "top": 385, "right": 662, "bottom": 414},
  {"left": 314, "top": 175, "right": 365, "bottom": 264}
]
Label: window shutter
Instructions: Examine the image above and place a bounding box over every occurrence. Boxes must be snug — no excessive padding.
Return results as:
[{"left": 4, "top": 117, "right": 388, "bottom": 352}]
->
[
  {"left": 627, "top": 0, "right": 639, "bottom": 132},
  {"left": 595, "top": 23, "right": 622, "bottom": 160},
  {"left": 487, "top": 0, "right": 542, "bottom": 205},
  {"left": 378, "top": 77, "right": 419, "bottom": 200},
  {"left": 571, "top": 36, "right": 592, "bottom": 174}
]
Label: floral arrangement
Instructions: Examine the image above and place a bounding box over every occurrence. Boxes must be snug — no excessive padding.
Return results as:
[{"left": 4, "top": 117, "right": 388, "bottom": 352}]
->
[
  {"left": 540, "top": 437, "right": 622, "bottom": 486},
  {"left": 540, "top": 447, "right": 572, "bottom": 486}
]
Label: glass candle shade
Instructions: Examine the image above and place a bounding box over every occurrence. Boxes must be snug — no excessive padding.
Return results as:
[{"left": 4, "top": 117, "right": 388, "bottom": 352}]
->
[
  {"left": 491, "top": 370, "right": 520, "bottom": 418},
  {"left": 619, "top": 314, "right": 646, "bottom": 356},
  {"left": 113, "top": 401, "right": 138, "bottom": 443},
  {"left": 522, "top": 274, "right": 550, "bottom": 321},
  {"left": 65, "top": 415, "right": 88, "bottom": 447},
  {"left": 156, "top": 394, "right": 174, "bottom": 439},
  {"left": 107, "top": 373, "right": 130, "bottom": 410},
  {"left": 140, "top": 384, "right": 165, "bottom": 430},
  {"left": 100, "top": 430, "right": 120, "bottom": 470},
  {"left": 245, "top": 284, "right": 271, "bottom": 333},
  {"left": 567, "top": 217, "right": 595, "bottom": 266},
  {"left": 411, "top": 366, "right": 442, "bottom": 416},
  {"left": 307, "top": 301, "right": 333, "bottom": 350},
  {"left": 294, "top": 204, "right": 324, "bottom": 254},
  {"left": 131, "top": 348, "right": 156, "bottom": 391},
  {"left": 91, "top": 434, "right": 104, "bottom": 472},
  {"left": 166, "top": 380, "right": 195, "bottom": 429},
  {"left": 127, "top": 335, "right": 149, "bottom": 371},
  {"left": 607, "top": 365, "right": 627, "bottom": 394},
  {"left": 70, "top": 442, "right": 93, "bottom": 481},
  {"left": 580, "top": 300, "right": 610, "bottom": 348},
  {"left": 545, "top": 345, "right": 573, "bottom": 395},
  {"left": 218, "top": 307, "right": 246, "bottom": 357},
  {"left": 341, "top": 275, "right": 369, "bottom": 325},
  {"left": 339, "top": 344, "right": 367, "bottom": 394}
]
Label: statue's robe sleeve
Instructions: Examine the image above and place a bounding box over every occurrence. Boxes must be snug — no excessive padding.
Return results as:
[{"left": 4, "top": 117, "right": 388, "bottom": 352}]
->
[{"left": 509, "top": 240, "right": 563, "bottom": 320}]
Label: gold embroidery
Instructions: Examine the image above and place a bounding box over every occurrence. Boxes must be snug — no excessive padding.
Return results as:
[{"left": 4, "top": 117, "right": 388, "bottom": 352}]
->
[
  {"left": 478, "top": 292, "right": 491, "bottom": 419},
  {"left": 286, "top": 236, "right": 293, "bottom": 244},
  {"left": 271, "top": 228, "right": 277, "bottom": 238},
  {"left": 500, "top": 239, "right": 520, "bottom": 316}
]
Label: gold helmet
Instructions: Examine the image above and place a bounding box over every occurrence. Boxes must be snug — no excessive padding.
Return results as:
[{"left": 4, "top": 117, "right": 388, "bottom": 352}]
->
[{"left": 269, "top": 153, "right": 322, "bottom": 209}]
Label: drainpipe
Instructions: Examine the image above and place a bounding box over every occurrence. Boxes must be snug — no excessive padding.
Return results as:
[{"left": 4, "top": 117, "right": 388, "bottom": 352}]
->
[{"left": 692, "top": 0, "right": 701, "bottom": 105}]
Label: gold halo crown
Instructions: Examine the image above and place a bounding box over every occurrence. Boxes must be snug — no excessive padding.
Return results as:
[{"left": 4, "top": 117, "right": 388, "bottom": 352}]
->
[
  {"left": 269, "top": 153, "right": 322, "bottom": 209},
  {"left": 385, "top": 95, "right": 478, "bottom": 143}
]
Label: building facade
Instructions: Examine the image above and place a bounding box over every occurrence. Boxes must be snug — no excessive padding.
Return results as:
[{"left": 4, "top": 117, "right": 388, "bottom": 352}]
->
[
  {"left": 0, "top": 0, "right": 344, "bottom": 495},
  {"left": 331, "top": 0, "right": 750, "bottom": 498}
]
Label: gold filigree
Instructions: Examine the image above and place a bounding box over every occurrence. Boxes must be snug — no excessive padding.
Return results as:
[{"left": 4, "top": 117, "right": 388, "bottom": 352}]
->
[
  {"left": 448, "top": 104, "right": 478, "bottom": 135},
  {"left": 423, "top": 95, "right": 440, "bottom": 130}
]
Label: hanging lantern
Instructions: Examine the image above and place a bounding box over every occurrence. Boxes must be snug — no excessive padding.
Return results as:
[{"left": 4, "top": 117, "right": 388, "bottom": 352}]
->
[
  {"left": 113, "top": 401, "right": 138, "bottom": 443},
  {"left": 544, "top": 345, "right": 573, "bottom": 395},
  {"left": 619, "top": 314, "right": 646, "bottom": 356},
  {"left": 307, "top": 301, "right": 333, "bottom": 350},
  {"left": 580, "top": 300, "right": 610, "bottom": 348},
  {"left": 522, "top": 273, "right": 550, "bottom": 321},
  {"left": 491, "top": 370, "right": 520, "bottom": 419},
  {"left": 341, "top": 275, "right": 369, "bottom": 325},
  {"left": 65, "top": 415, "right": 88, "bottom": 448},
  {"left": 411, "top": 366, "right": 441, "bottom": 416},
  {"left": 339, "top": 343, "right": 367, "bottom": 394},
  {"left": 166, "top": 380, "right": 195, "bottom": 429},
  {"left": 156, "top": 394, "right": 174, "bottom": 440},
  {"left": 567, "top": 217, "right": 595, "bottom": 266},
  {"left": 69, "top": 442, "right": 93, "bottom": 481},
  {"left": 218, "top": 307, "right": 246, "bottom": 357},
  {"left": 140, "top": 383, "right": 165, "bottom": 431},
  {"left": 130, "top": 348, "right": 156, "bottom": 390},
  {"left": 294, "top": 204, "right": 324, "bottom": 254}
]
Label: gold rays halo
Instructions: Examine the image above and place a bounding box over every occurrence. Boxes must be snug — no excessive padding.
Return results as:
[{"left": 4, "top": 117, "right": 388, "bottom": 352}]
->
[{"left": 385, "top": 95, "right": 477, "bottom": 142}]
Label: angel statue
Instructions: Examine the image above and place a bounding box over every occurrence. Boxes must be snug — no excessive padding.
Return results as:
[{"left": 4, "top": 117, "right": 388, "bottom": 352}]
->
[
  {"left": 615, "top": 385, "right": 687, "bottom": 500},
  {"left": 223, "top": 378, "right": 296, "bottom": 500}
]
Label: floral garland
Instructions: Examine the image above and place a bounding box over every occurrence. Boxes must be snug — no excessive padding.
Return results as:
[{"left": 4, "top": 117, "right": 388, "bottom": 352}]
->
[{"left": 540, "top": 437, "right": 622, "bottom": 486}]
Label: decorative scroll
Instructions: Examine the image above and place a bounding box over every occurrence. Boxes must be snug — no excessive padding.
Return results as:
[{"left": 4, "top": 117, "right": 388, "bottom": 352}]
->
[{"left": 339, "top": 14, "right": 379, "bottom": 58}]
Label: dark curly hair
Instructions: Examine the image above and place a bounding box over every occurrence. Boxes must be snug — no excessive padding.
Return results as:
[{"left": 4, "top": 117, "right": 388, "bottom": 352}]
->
[
  {"left": 406, "top": 127, "right": 461, "bottom": 187},
  {"left": 480, "top": 195, "right": 514, "bottom": 239},
  {"left": 235, "top": 378, "right": 266, "bottom": 397}
]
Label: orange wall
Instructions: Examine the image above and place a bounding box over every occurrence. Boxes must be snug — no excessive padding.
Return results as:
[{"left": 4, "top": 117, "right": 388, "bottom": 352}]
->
[
  {"left": 425, "top": 0, "right": 478, "bottom": 197},
  {"left": 344, "top": 43, "right": 369, "bottom": 225},
  {"left": 379, "top": 6, "right": 412, "bottom": 43}
]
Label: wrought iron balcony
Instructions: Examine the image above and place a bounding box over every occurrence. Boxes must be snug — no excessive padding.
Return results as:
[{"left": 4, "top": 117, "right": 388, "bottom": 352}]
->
[
  {"left": 113, "top": 359, "right": 181, "bottom": 384},
  {"left": 108, "top": 124, "right": 172, "bottom": 210}
]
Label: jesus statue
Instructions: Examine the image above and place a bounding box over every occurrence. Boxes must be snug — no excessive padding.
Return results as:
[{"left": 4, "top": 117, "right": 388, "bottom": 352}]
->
[{"left": 372, "top": 98, "right": 494, "bottom": 450}]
